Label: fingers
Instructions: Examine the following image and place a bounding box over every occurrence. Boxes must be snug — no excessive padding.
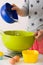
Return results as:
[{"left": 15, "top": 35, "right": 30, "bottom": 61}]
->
[
  {"left": 11, "top": 4, "right": 17, "bottom": 7},
  {"left": 34, "top": 30, "right": 41, "bottom": 38},
  {"left": 11, "top": 4, "right": 17, "bottom": 10},
  {"left": 11, "top": 7, "right": 17, "bottom": 10},
  {"left": 11, "top": 4, "right": 18, "bottom": 10},
  {"left": 35, "top": 32, "right": 41, "bottom": 39},
  {"left": 35, "top": 30, "right": 43, "bottom": 41},
  {"left": 34, "top": 31, "right": 38, "bottom": 36}
]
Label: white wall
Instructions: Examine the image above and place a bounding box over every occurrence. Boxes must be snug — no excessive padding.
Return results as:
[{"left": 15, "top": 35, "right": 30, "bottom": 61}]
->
[{"left": 0, "top": 0, "right": 28, "bottom": 31}]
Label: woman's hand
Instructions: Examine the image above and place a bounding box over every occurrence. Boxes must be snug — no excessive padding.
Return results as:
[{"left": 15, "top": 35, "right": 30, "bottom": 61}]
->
[
  {"left": 35, "top": 30, "right": 43, "bottom": 41},
  {"left": 11, "top": 4, "right": 20, "bottom": 11},
  {"left": 11, "top": 4, "right": 25, "bottom": 16}
]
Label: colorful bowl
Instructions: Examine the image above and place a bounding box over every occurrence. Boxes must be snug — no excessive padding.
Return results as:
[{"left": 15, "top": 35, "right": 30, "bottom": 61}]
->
[
  {"left": 0, "top": 51, "right": 4, "bottom": 60},
  {"left": 0, "top": 30, "right": 35, "bottom": 52},
  {"left": 0, "top": 3, "right": 18, "bottom": 23},
  {"left": 22, "top": 50, "right": 39, "bottom": 63}
]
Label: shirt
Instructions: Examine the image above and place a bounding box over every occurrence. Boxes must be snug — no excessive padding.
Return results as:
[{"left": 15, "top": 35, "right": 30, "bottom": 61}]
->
[
  {"left": 22, "top": 0, "right": 43, "bottom": 32},
  {"left": 22, "top": 0, "right": 43, "bottom": 54}
]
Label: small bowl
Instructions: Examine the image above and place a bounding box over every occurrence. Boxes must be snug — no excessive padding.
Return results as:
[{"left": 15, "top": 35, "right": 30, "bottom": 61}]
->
[
  {"left": 0, "top": 51, "right": 4, "bottom": 60},
  {"left": 0, "top": 3, "right": 18, "bottom": 23},
  {"left": 22, "top": 50, "right": 39, "bottom": 63}
]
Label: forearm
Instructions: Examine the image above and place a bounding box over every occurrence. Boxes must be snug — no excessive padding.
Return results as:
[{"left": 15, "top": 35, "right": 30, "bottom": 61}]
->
[{"left": 17, "top": 8, "right": 29, "bottom": 17}]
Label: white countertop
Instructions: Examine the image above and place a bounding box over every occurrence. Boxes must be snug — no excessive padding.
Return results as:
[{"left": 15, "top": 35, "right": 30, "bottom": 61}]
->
[
  {"left": 0, "top": 55, "right": 43, "bottom": 65},
  {"left": 0, "top": 37, "right": 43, "bottom": 65}
]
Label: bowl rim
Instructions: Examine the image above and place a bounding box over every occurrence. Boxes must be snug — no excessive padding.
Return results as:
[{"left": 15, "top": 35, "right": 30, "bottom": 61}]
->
[
  {"left": 2, "top": 30, "right": 35, "bottom": 37},
  {"left": 22, "top": 50, "right": 39, "bottom": 55}
]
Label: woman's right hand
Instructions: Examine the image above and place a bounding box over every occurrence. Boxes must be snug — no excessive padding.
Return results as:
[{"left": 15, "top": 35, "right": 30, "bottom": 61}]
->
[
  {"left": 11, "top": 4, "right": 25, "bottom": 16},
  {"left": 11, "top": 4, "right": 20, "bottom": 11}
]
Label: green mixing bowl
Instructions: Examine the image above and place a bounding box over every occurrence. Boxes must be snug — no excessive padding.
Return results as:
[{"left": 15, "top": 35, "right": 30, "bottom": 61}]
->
[{"left": 1, "top": 30, "right": 35, "bottom": 51}]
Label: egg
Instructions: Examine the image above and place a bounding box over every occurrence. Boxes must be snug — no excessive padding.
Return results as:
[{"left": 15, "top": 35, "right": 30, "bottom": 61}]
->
[
  {"left": 13, "top": 55, "right": 20, "bottom": 62},
  {"left": 9, "top": 58, "right": 16, "bottom": 64}
]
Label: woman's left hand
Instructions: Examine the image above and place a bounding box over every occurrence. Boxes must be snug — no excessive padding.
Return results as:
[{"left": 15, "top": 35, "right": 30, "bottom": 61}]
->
[{"left": 35, "top": 30, "right": 43, "bottom": 41}]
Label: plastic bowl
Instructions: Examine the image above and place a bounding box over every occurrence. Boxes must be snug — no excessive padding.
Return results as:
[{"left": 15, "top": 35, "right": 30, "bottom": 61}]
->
[
  {"left": 0, "top": 30, "right": 35, "bottom": 52},
  {"left": 0, "top": 3, "right": 18, "bottom": 23},
  {"left": 22, "top": 50, "right": 39, "bottom": 63},
  {"left": 0, "top": 51, "right": 4, "bottom": 60}
]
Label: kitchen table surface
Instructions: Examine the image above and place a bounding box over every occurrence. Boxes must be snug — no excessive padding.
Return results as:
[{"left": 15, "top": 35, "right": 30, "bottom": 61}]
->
[
  {"left": 0, "top": 55, "right": 43, "bottom": 65},
  {"left": 0, "top": 37, "right": 43, "bottom": 65}
]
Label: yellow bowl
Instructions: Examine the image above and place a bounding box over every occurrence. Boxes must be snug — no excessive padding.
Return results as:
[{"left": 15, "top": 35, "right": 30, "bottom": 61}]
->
[
  {"left": 22, "top": 50, "right": 39, "bottom": 63},
  {"left": 0, "top": 51, "right": 4, "bottom": 56}
]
